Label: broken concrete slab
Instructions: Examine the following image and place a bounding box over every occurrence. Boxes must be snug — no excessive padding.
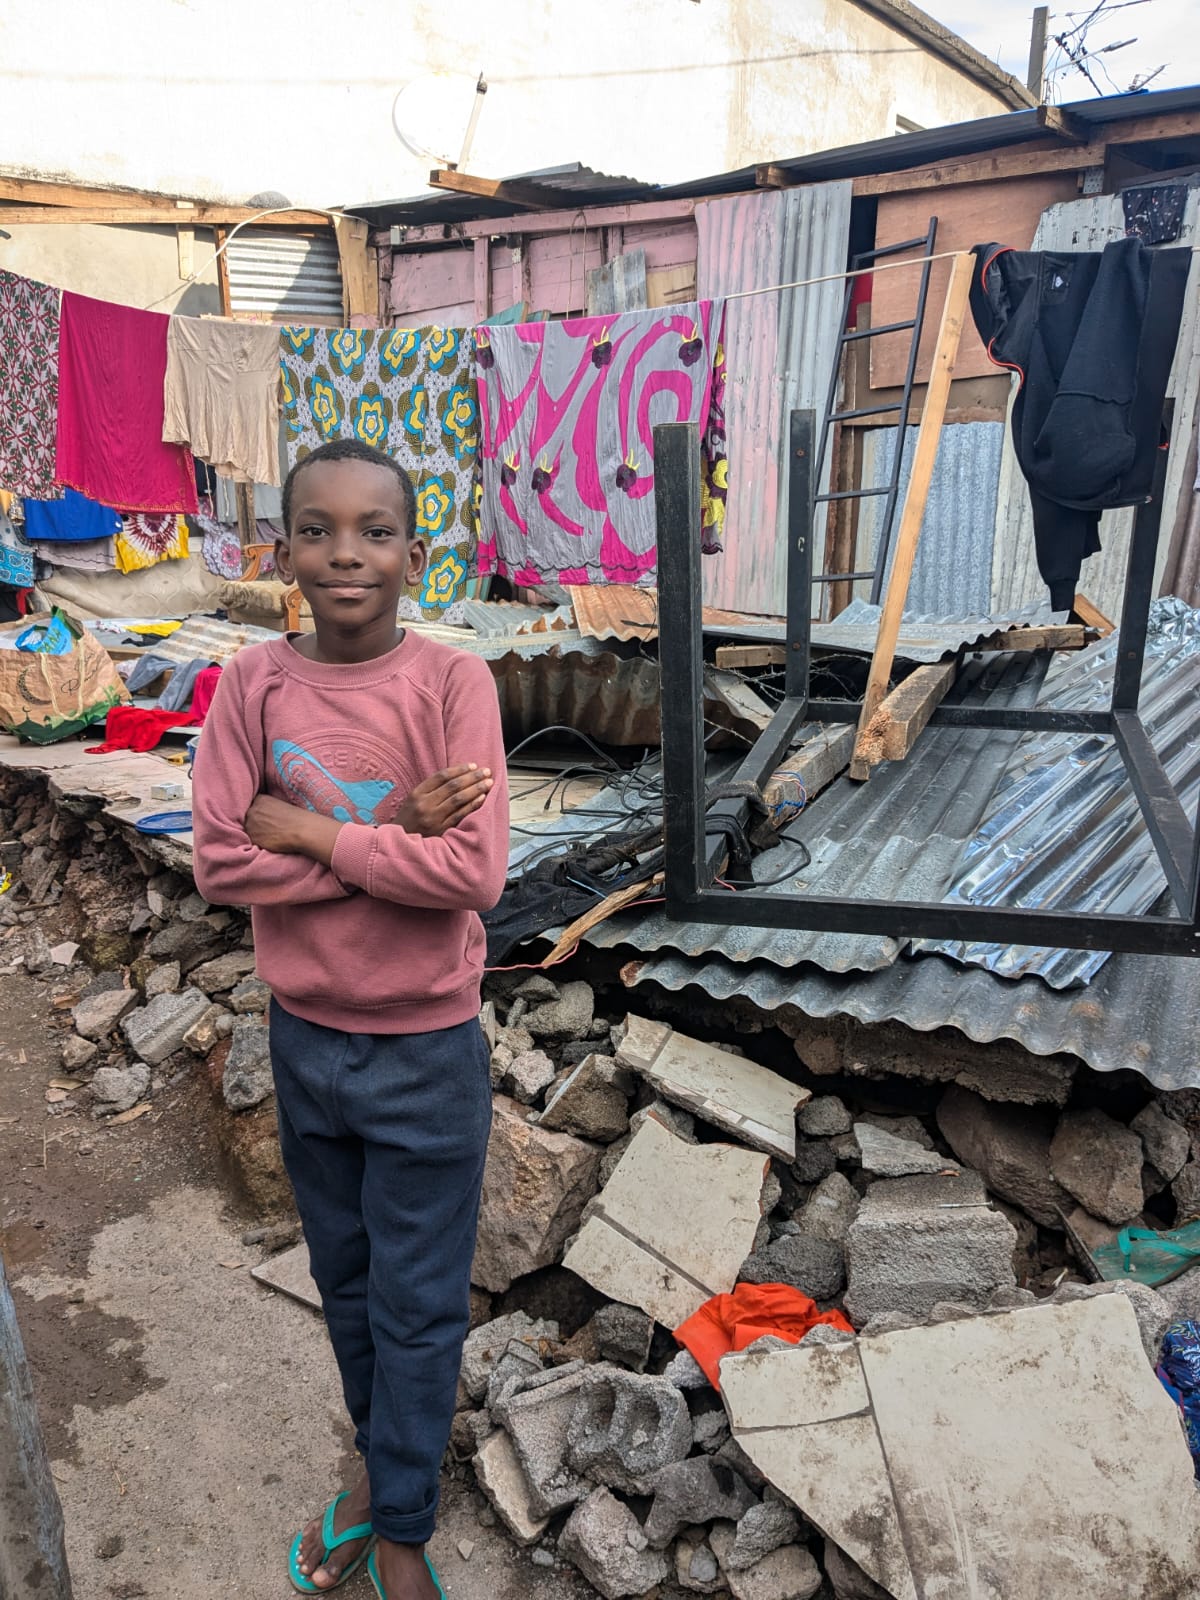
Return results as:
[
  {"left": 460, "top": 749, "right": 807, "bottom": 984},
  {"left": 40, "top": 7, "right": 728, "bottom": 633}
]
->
[
  {"left": 484, "top": 1340, "right": 546, "bottom": 1415},
  {"left": 460, "top": 1312, "right": 560, "bottom": 1403},
  {"left": 936, "top": 1086, "right": 1071, "bottom": 1228},
  {"left": 122, "top": 986, "right": 211, "bottom": 1066},
  {"left": 473, "top": 1095, "right": 602, "bottom": 1294},
  {"left": 843, "top": 1170, "right": 1016, "bottom": 1327},
  {"left": 1050, "top": 1279, "right": 1172, "bottom": 1366},
  {"left": 1132, "top": 1102, "right": 1191, "bottom": 1183},
  {"left": 853, "top": 1121, "right": 958, "bottom": 1178},
  {"left": 501, "top": 1048, "right": 557, "bottom": 1106},
  {"left": 558, "top": 1487, "right": 669, "bottom": 1599},
  {"left": 643, "top": 1456, "right": 757, "bottom": 1548},
  {"left": 822, "top": 1539, "right": 890, "bottom": 1600},
  {"left": 563, "top": 1114, "right": 768, "bottom": 1328},
  {"left": 71, "top": 986, "right": 138, "bottom": 1042},
  {"left": 539, "top": 1053, "right": 632, "bottom": 1143},
  {"left": 566, "top": 1368, "right": 692, "bottom": 1493},
  {"left": 615, "top": 1014, "right": 806, "bottom": 1161},
  {"left": 739, "top": 1234, "right": 844, "bottom": 1300},
  {"left": 474, "top": 1429, "right": 550, "bottom": 1547},
  {"left": 493, "top": 1365, "right": 593, "bottom": 1517},
  {"left": 250, "top": 1242, "right": 320, "bottom": 1311},
  {"left": 1050, "top": 1108, "right": 1145, "bottom": 1225},
  {"left": 708, "top": 1525, "right": 822, "bottom": 1600},
  {"left": 795, "top": 1172, "right": 859, "bottom": 1244},
  {"left": 521, "top": 981, "right": 595, "bottom": 1044}
]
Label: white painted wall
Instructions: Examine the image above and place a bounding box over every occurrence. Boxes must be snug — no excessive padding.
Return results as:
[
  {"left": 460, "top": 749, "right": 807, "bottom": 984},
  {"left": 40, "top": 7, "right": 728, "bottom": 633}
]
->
[
  {"left": 0, "top": 223, "right": 221, "bottom": 314},
  {"left": 0, "top": 0, "right": 1014, "bottom": 208}
]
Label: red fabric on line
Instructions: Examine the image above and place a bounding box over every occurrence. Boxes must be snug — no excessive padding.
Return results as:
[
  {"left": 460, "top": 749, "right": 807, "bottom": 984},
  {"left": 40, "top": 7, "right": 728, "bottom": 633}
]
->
[
  {"left": 674, "top": 1283, "right": 856, "bottom": 1389},
  {"left": 56, "top": 292, "right": 199, "bottom": 514},
  {"left": 188, "top": 664, "right": 223, "bottom": 724},
  {"left": 86, "top": 706, "right": 196, "bottom": 754}
]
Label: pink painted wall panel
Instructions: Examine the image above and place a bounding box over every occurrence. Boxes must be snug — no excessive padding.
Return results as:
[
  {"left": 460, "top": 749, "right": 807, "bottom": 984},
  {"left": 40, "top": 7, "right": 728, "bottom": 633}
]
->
[
  {"left": 390, "top": 246, "right": 473, "bottom": 321},
  {"left": 622, "top": 219, "right": 697, "bottom": 273}
]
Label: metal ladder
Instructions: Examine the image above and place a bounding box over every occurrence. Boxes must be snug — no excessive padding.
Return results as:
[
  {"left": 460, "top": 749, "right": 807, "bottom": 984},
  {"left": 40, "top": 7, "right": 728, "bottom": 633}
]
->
[{"left": 810, "top": 216, "right": 939, "bottom": 608}]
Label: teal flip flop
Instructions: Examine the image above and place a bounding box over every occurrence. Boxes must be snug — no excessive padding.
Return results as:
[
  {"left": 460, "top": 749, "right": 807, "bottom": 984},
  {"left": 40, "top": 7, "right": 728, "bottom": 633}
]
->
[
  {"left": 366, "top": 1546, "right": 447, "bottom": 1599},
  {"left": 287, "top": 1491, "right": 374, "bottom": 1594}
]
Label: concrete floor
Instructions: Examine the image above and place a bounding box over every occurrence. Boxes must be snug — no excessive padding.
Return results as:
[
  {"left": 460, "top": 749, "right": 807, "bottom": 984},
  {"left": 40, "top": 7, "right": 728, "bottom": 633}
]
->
[{"left": 0, "top": 967, "right": 594, "bottom": 1600}]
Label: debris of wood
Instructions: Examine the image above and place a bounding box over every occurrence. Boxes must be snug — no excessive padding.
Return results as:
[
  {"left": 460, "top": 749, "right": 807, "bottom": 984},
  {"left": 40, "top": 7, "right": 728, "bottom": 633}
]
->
[
  {"left": 539, "top": 873, "right": 664, "bottom": 968},
  {"left": 107, "top": 1103, "right": 153, "bottom": 1126},
  {"left": 715, "top": 644, "right": 786, "bottom": 670},
  {"left": 973, "top": 623, "right": 1088, "bottom": 653},
  {"left": 849, "top": 661, "right": 957, "bottom": 779},
  {"left": 1072, "top": 593, "right": 1116, "bottom": 635}
]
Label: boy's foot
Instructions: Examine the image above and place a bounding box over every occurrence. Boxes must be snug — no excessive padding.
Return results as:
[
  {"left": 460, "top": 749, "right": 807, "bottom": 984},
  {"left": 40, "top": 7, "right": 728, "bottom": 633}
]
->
[
  {"left": 371, "top": 1539, "right": 441, "bottom": 1599},
  {"left": 296, "top": 1475, "right": 373, "bottom": 1588}
]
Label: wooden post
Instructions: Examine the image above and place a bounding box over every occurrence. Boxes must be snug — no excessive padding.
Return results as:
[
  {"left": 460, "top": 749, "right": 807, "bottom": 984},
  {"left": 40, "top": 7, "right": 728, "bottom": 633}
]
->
[
  {"left": 473, "top": 237, "right": 491, "bottom": 323},
  {"left": 214, "top": 225, "right": 233, "bottom": 318},
  {"left": 235, "top": 482, "right": 256, "bottom": 553},
  {"left": 850, "top": 252, "right": 975, "bottom": 779},
  {"left": 1027, "top": 5, "right": 1049, "bottom": 99}
]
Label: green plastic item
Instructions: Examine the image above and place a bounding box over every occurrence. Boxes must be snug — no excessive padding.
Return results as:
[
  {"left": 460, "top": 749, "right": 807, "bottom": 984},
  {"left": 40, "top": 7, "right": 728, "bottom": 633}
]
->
[{"left": 1091, "top": 1222, "right": 1200, "bottom": 1288}]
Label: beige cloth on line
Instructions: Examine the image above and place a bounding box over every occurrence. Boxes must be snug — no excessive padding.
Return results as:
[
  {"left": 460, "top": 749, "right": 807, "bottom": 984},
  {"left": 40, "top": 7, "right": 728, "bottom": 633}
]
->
[{"left": 162, "top": 318, "right": 283, "bottom": 486}]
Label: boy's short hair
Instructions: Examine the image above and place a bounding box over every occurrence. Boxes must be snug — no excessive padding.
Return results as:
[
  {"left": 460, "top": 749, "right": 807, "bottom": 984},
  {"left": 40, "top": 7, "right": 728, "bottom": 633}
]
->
[{"left": 281, "top": 440, "right": 418, "bottom": 540}]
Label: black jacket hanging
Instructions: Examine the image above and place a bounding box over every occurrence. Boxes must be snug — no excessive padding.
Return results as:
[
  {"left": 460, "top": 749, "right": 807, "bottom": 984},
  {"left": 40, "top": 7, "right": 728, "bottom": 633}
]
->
[{"left": 970, "top": 237, "right": 1190, "bottom": 609}]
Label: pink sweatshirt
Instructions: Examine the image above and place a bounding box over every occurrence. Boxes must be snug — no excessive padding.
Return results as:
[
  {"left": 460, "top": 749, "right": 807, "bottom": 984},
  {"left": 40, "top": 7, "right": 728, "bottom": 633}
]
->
[{"left": 190, "top": 632, "right": 509, "bottom": 1034}]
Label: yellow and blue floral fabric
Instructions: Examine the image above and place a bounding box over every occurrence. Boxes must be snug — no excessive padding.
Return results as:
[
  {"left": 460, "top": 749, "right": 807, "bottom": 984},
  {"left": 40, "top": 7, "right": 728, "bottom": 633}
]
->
[{"left": 279, "top": 325, "right": 479, "bottom": 621}]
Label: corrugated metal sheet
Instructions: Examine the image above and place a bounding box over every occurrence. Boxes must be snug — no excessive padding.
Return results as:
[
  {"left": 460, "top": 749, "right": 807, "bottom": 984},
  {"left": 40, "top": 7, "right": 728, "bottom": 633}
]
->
[
  {"left": 710, "top": 597, "right": 1063, "bottom": 663},
  {"left": 695, "top": 182, "right": 852, "bottom": 615},
  {"left": 917, "top": 598, "right": 1200, "bottom": 985},
  {"left": 225, "top": 228, "right": 344, "bottom": 321},
  {"left": 857, "top": 422, "right": 1004, "bottom": 613},
  {"left": 567, "top": 587, "right": 765, "bottom": 643},
  {"left": 990, "top": 191, "right": 1200, "bottom": 619}
]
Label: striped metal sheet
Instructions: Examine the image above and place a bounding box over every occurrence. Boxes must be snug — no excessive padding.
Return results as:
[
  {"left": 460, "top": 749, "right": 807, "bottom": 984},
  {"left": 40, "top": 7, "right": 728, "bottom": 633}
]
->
[
  {"left": 225, "top": 228, "right": 344, "bottom": 321},
  {"left": 695, "top": 182, "right": 852, "bottom": 616},
  {"left": 990, "top": 191, "right": 1200, "bottom": 619},
  {"left": 710, "top": 597, "right": 1063, "bottom": 663}
]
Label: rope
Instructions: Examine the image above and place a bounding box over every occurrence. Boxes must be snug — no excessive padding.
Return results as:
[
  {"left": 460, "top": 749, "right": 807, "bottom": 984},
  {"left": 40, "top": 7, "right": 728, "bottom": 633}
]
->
[{"left": 723, "top": 248, "right": 966, "bottom": 301}]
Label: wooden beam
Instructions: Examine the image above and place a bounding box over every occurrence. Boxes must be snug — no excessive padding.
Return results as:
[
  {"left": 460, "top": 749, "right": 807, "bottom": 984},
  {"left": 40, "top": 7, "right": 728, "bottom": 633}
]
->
[
  {"left": 427, "top": 168, "right": 562, "bottom": 211},
  {"left": 1036, "top": 105, "right": 1089, "bottom": 145},
  {"left": 850, "top": 661, "right": 958, "bottom": 777},
  {"left": 1097, "top": 109, "right": 1200, "bottom": 147},
  {"left": 851, "top": 138, "right": 1105, "bottom": 197},
  {"left": 761, "top": 726, "right": 857, "bottom": 817},
  {"left": 0, "top": 203, "right": 331, "bottom": 227},
  {"left": 390, "top": 198, "right": 695, "bottom": 247},
  {"left": 473, "top": 236, "right": 491, "bottom": 321},
  {"left": 0, "top": 174, "right": 193, "bottom": 209},
  {"left": 973, "top": 623, "right": 1088, "bottom": 653},
  {"left": 333, "top": 215, "right": 377, "bottom": 322},
  {"left": 214, "top": 227, "right": 233, "bottom": 318},
  {"left": 755, "top": 164, "right": 793, "bottom": 189},
  {"left": 851, "top": 252, "right": 975, "bottom": 779},
  {"left": 1072, "top": 594, "right": 1115, "bottom": 636},
  {"left": 715, "top": 644, "right": 786, "bottom": 670}
]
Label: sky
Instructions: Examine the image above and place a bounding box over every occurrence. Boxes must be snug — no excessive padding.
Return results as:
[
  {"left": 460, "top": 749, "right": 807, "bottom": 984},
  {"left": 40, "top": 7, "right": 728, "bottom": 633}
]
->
[{"left": 933, "top": 0, "right": 1200, "bottom": 98}]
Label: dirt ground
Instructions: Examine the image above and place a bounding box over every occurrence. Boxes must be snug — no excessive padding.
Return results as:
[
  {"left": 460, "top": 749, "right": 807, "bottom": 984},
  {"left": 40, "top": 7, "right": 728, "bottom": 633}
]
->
[{"left": 0, "top": 965, "right": 593, "bottom": 1600}]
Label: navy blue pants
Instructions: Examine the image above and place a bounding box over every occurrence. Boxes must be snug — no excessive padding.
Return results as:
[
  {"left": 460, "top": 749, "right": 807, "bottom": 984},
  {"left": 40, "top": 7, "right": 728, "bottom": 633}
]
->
[{"left": 269, "top": 999, "right": 492, "bottom": 1545}]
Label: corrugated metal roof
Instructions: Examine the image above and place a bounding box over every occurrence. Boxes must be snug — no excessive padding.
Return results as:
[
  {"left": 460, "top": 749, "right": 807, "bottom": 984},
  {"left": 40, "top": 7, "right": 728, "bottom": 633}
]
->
[
  {"left": 567, "top": 587, "right": 762, "bottom": 643},
  {"left": 695, "top": 183, "right": 852, "bottom": 614},
  {"left": 350, "top": 164, "right": 660, "bottom": 228},
  {"left": 225, "top": 228, "right": 343, "bottom": 321},
  {"left": 713, "top": 597, "right": 1064, "bottom": 663}
]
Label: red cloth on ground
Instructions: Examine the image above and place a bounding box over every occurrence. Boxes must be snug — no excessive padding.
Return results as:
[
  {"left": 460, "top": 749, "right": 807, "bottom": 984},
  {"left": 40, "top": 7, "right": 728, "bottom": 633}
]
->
[
  {"left": 56, "top": 292, "right": 199, "bottom": 514},
  {"left": 188, "top": 664, "right": 223, "bottom": 724},
  {"left": 674, "top": 1284, "right": 856, "bottom": 1389},
  {"left": 86, "top": 706, "right": 196, "bottom": 754}
]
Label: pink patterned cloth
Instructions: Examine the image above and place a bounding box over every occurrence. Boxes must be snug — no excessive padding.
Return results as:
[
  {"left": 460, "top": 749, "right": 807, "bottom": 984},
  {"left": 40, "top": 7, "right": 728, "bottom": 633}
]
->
[
  {"left": 475, "top": 301, "right": 727, "bottom": 586},
  {"left": 0, "top": 270, "right": 61, "bottom": 498},
  {"left": 55, "top": 292, "right": 199, "bottom": 514}
]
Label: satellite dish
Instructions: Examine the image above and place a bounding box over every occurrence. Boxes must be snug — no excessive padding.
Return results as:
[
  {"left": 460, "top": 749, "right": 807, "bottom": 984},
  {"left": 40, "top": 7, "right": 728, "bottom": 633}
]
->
[{"left": 392, "top": 73, "right": 486, "bottom": 168}]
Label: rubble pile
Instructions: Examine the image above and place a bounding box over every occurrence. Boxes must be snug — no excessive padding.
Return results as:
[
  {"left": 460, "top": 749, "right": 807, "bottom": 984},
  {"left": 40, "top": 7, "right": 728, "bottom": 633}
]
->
[{"left": 5, "top": 771, "right": 1200, "bottom": 1596}]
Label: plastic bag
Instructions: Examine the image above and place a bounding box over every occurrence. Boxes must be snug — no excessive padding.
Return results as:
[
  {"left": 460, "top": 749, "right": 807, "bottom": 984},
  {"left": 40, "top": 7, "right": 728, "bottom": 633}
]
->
[{"left": 0, "top": 610, "right": 129, "bottom": 744}]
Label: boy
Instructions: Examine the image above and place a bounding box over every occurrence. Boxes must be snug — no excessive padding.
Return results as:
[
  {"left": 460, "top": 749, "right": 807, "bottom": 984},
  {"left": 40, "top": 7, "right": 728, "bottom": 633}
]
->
[{"left": 192, "top": 438, "right": 509, "bottom": 1600}]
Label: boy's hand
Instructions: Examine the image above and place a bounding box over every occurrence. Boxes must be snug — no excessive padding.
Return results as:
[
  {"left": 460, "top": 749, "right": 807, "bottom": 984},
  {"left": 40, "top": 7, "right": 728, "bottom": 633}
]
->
[
  {"left": 392, "top": 765, "right": 493, "bottom": 837},
  {"left": 246, "top": 794, "right": 340, "bottom": 863}
]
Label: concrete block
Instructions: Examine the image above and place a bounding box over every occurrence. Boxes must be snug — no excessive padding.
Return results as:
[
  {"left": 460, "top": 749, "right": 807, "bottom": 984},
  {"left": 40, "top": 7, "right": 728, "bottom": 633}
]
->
[
  {"left": 493, "top": 1365, "right": 593, "bottom": 1517},
  {"left": 795, "top": 1095, "right": 851, "bottom": 1137},
  {"left": 936, "top": 1086, "right": 1072, "bottom": 1227},
  {"left": 593, "top": 1302, "right": 654, "bottom": 1372},
  {"left": 709, "top": 1525, "right": 822, "bottom": 1600},
  {"left": 501, "top": 1048, "right": 557, "bottom": 1106},
  {"left": 1050, "top": 1108, "right": 1145, "bottom": 1225},
  {"left": 559, "top": 1487, "right": 669, "bottom": 1599},
  {"left": 121, "top": 986, "right": 211, "bottom": 1066},
  {"left": 484, "top": 1339, "right": 545, "bottom": 1415},
  {"left": 563, "top": 1115, "right": 768, "bottom": 1327},
  {"left": 540, "top": 1053, "right": 632, "bottom": 1143},
  {"left": 795, "top": 1172, "right": 859, "bottom": 1244},
  {"left": 522, "top": 981, "right": 595, "bottom": 1043},
  {"left": 567, "top": 1368, "right": 692, "bottom": 1493},
  {"left": 854, "top": 1121, "right": 957, "bottom": 1178},
  {"left": 615, "top": 1013, "right": 806, "bottom": 1160},
  {"left": 643, "top": 1456, "right": 757, "bottom": 1547},
  {"left": 843, "top": 1170, "right": 1016, "bottom": 1326},
  {"left": 474, "top": 1429, "right": 550, "bottom": 1547},
  {"left": 71, "top": 986, "right": 137, "bottom": 1042},
  {"left": 460, "top": 1312, "right": 559, "bottom": 1403},
  {"left": 739, "top": 1233, "right": 844, "bottom": 1300},
  {"left": 664, "top": 1348, "right": 710, "bottom": 1390}
]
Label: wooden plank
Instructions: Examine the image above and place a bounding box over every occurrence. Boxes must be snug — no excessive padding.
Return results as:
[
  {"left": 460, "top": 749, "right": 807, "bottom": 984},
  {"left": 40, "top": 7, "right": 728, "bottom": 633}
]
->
[
  {"left": 0, "top": 174, "right": 193, "bottom": 209},
  {"left": 473, "top": 237, "right": 491, "bottom": 322},
  {"left": 852, "top": 252, "right": 974, "bottom": 780},
  {"left": 715, "top": 644, "right": 786, "bottom": 669},
  {"left": 540, "top": 872, "right": 664, "bottom": 966},
  {"left": 214, "top": 227, "right": 233, "bottom": 319},
  {"left": 1036, "top": 105, "right": 1089, "bottom": 144},
  {"left": 333, "top": 215, "right": 377, "bottom": 322},
  {"left": 852, "top": 139, "right": 1104, "bottom": 198},
  {"left": 647, "top": 264, "right": 697, "bottom": 307},
  {"left": 586, "top": 249, "right": 648, "bottom": 316},
  {"left": 395, "top": 198, "right": 695, "bottom": 246},
  {"left": 0, "top": 203, "right": 330, "bottom": 226},
  {"left": 755, "top": 164, "right": 792, "bottom": 189},
  {"left": 850, "top": 661, "right": 957, "bottom": 776},
  {"left": 973, "top": 624, "right": 1087, "bottom": 653},
  {"left": 427, "top": 167, "right": 562, "bottom": 211},
  {"left": 1072, "top": 594, "right": 1115, "bottom": 636},
  {"left": 759, "top": 726, "right": 857, "bottom": 819}
]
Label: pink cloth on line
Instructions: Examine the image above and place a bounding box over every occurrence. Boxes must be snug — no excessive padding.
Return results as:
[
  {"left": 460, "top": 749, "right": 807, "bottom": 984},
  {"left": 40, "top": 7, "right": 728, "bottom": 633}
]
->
[
  {"left": 189, "top": 664, "right": 223, "bottom": 724},
  {"left": 55, "top": 292, "right": 199, "bottom": 515}
]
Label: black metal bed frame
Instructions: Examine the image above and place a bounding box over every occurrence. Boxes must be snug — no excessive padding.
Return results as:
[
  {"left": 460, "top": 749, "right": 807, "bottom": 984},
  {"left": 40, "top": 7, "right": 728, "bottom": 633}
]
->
[{"left": 653, "top": 409, "right": 1200, "bottom": 959}]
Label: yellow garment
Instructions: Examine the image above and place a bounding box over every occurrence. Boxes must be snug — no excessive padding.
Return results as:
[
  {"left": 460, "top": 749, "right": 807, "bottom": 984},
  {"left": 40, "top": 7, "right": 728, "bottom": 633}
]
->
[
  {"left": 126, "top": 619, "right": 183, "bottom": 637},
  {"left": 114, "top": 516, "right": 189, "bottom": 575},
  {"left": 0, "top": 491, "right": 12, "bottom": 515}
]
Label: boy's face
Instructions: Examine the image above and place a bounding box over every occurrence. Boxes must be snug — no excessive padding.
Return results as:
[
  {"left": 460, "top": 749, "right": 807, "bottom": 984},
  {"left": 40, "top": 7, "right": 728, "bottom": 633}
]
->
[{"left": 275, "top": 459, "right": 426, "bottom": 631}]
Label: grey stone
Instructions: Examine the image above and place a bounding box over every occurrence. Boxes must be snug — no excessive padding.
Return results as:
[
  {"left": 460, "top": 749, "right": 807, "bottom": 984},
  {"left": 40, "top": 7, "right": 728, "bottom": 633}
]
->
[
  {"left": 1050, "top": 1109, "right": 1145, "bottom": 1225},
  {"left": 128, "top": 904, "right": 154, "bottom": 935},
  {"left": 937, "top": 1085, "right": 1072, "bottom": 1228},
  {"left": 664, "top": 1349, "right": 710, "bottom": 1390},
  {"left": 522, "top": 981, "right": 595, "bottom": 1043},
  {"left": 189, "top": 949, "right": 258, "bottom": 995},
  {"left": 740, "top": 1233, "right": 844, "bottom": 1301},
  {"left": 513, "top": 975, "right": 560, "bottom": 1002},
  {"left": 796, "top": 1096, "right": 852, "bottom": 1137},
  {"left": 713, "top": 1436, "right": 768, "bottom": 1492},
  {"left": 485, "top": 1340, "right": 546, "bottom": 1415},
  {"left": 1173, "top": 1158, "right": 1200, "bottom": 1220},
  {"left": 144, "top": 961, "right": 180, "bottom": 999},
  {"left": 474, "top": 1430, "right": 550, "bottom": 1547},
  {"left": 629, "top": 1099, "right": 696, "bottom": 1143},
  {"left": 529, "top": 1547, "right": 554, "bottom": 1568},
  {"left": 559, "top": 1488, "right": 669, "bottom": 1599},
  {"left": 823, "top": 1538, "right": 890, "bottom": 1600},
  {"left": 829, "top": 1130, "right": 861, "bottom": 1165},
  {"left": 122, "top": 987, "right": 211, "bottom": 1067},
  {"left": 503, "top": 1049, "right": 557, "bottom": 1106},
  {"left": 540, "top": 1053, "right": 632, "bottom": 1142},
  {"left": 61, "top": 1034, "right": 98, "bottom": 1073},
  {"left": 567, "top": 1368, "right": 692, "bottom": 1493},
  {"left": 691, "top": 1400, "right": 730, "bottom": 1453},
  {"left": 221, "top": 1016, "right": 273, "bottom": 1110},
  {"left": 854, "top": 1121, "right": 958, "bottom": 1178},
  {"left": 643, "top": 1456, "right": 757, "bottom": 1548},
  {"left": 844, "top": 1171, "right": 1017, "bottom": 1327},
  {"left": 229, "top": 975, "right": 270, "bottom": 1015},
  {"left": 674, "top": 1532, "right": 725, "bottom": 1594},
  {"left": 954, "top": 1051, "right": 1076, "bottom": 1108},
  {"left": 183, "top": 1003, "right": 234, "bottom": 1057},
  {"left": 987, "top": 1286, "right": 1038, "bottom": 1311},
  {"left": 728, "top": 1497, "right": 803, "bottom": 1571},
  {"left": 145, "top": 918, "right": 221, "bottom": 969},
  {"left": 494, "top": 1365, "right": 593, "bottom": 1517},
  {"left": 89, "top": 1062, "right": 150, "bottom": 1114},
  {"left": 473, "top": 1096, "right": 602, "bottom": 1293},
  {"left": 798, "top": 1323, "right": 855, "bottom": 1348},
  {"left": 795, "top": 1172, "right": 860, "bottom": 1244},
  {"left": 175, "top": 891, "right": 211, "bottom": 922},
  {"left": 760, "top": 1169, "right": 783, "bottom": 1216},
  {"left": 461, "top": 1313, "right": 559, "bottom": 1403},
  {"left": 593, "top": 1303, "right": 654, "bottom": 1372},
  {"left": 72, "top": 987, "right": 138, "bottom": 1043},
  {"left": 709, "top": 1525, "right": 822, "bottom": 1600},
  {"left": 860, "top": 1311, "right": 925, "bottom": 1337},
  {"left": 1050, "top": 1279, "right": 1171, "bottom": 1365},
  {"left": 790, "top": 1138, "right": 837, "bottom": 1185},
  {"left": 1156, "top": 1267, "right": 1200, "bottom": 1325},
  {"left": 598, "top": 1132, "right": 631, "bottom": 1190},
  {"left": 857, "top": 1113, "right": 934, "bottom": 1149},
  {"left": 928, "top": 1301, "right": 979, "bottom": 1324},
  {"left": 1132, "top": 1103, "right": 1191, "bottom": 1183}
]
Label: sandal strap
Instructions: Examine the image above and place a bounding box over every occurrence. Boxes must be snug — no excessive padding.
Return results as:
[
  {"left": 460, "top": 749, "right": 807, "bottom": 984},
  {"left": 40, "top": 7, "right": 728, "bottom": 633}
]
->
[{"left": 321, "top": 1492, "right": 374, "bottom": 1552}]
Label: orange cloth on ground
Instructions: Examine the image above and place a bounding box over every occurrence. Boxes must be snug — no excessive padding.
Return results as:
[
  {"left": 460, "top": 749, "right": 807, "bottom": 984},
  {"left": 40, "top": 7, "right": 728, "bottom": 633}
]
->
[{"left": 674, "top": 1284, "right": 855, "bottom": 1389}]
